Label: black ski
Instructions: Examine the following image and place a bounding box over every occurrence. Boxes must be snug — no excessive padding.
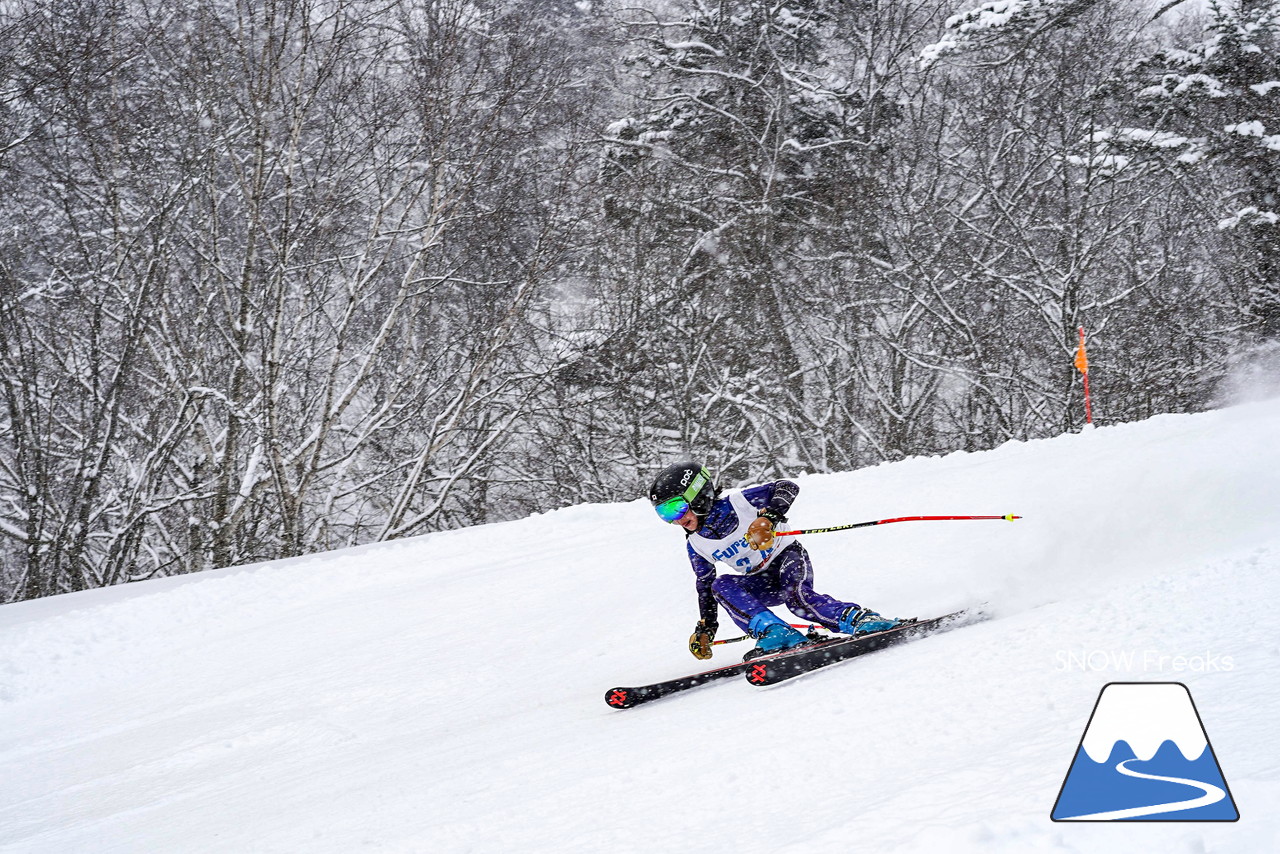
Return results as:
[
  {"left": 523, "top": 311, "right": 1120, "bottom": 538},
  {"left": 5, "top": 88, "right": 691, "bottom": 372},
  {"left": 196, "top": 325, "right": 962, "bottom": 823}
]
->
[
  {"left": 743, "top": 608, "right": 981, "bottom": 687},
  {"left": 604, "top": 634, "right": 837, "bottom": 709},
  {"left": 605, "top": 661, "right": 749, "bottom": 709}
]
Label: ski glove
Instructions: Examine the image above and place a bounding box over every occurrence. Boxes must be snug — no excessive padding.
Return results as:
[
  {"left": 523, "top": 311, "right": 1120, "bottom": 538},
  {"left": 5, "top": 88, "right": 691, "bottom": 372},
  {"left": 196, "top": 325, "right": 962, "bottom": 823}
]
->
[
  {"left": 746, "top": 514, "right": 777, "bottom": 551},
  {"left": 689, "top": 620, "right": 717, "bottom": 660}
]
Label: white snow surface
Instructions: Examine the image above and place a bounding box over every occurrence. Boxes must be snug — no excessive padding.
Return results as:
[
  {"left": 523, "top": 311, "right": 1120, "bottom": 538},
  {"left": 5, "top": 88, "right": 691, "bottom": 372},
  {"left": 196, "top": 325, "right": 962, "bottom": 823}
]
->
[{"left": 3, "top": 401, "right": 1280, "bottom": 853}]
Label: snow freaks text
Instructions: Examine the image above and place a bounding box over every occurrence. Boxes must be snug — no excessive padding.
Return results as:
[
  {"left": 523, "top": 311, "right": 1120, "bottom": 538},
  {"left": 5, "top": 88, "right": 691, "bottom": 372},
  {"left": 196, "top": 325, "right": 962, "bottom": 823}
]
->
[{"left": 1055, "top": 650, "right": 1236, "bottom": 673}]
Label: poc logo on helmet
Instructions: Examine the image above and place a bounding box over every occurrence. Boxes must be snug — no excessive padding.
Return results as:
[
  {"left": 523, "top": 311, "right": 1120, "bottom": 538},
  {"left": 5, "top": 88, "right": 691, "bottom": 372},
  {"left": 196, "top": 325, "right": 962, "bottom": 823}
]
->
[{"left": 680, "top": 470, "right": 692, "bottom": 487}]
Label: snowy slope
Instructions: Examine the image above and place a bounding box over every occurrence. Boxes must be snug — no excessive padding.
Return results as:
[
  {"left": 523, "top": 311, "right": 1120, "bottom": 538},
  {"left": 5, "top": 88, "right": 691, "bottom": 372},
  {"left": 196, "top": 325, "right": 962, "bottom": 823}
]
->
[{"left": 2, "top": 401, "right": 1279, "bottom": 854}]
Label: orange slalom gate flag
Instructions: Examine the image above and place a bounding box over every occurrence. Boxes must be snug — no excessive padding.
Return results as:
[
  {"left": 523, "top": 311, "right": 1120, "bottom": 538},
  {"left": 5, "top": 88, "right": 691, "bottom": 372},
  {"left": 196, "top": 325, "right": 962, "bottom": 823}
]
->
[{"left": 1074, "top": 329, "right": 1089, "bottom": 374}]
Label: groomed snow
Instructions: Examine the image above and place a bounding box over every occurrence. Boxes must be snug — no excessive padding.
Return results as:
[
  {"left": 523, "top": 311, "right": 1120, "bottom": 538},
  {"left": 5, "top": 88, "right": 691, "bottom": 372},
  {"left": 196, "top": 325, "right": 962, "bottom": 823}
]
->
[{"left": 2, "top": 400, "right": 1279, "bottom": 853}]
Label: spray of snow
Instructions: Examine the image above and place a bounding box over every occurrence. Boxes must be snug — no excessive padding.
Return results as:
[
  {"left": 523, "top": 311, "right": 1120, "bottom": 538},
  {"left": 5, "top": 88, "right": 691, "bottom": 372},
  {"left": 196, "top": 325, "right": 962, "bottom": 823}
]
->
[{"left": 1215, "top": 340, "right": 1280, "bottom": 406}]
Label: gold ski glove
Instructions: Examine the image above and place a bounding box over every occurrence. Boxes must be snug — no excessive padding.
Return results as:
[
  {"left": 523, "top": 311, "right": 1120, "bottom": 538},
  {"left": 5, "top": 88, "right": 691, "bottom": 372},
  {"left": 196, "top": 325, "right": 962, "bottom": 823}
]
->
[
  {"left": 746, "top": 515, "right": 776, "bottom": 550},
  {"left": 689, "top": 620, "right": 717, "bottom": 660}
]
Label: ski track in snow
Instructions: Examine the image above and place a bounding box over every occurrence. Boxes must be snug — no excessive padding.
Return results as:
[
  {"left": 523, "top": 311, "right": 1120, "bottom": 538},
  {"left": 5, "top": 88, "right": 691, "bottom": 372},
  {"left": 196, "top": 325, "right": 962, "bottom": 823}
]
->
[{"left": 1, "top": 400, "right": 1279, "bottom": 853}]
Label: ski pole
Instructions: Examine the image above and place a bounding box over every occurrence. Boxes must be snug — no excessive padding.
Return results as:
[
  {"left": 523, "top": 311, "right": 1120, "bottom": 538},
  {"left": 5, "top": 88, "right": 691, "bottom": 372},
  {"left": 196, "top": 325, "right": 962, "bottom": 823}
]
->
[
  {"left": 712, "top": 624, "right": 818, "bottom": 646},
  {"left": 775, "top": 514, "right": 1020, "bottom": 538}
]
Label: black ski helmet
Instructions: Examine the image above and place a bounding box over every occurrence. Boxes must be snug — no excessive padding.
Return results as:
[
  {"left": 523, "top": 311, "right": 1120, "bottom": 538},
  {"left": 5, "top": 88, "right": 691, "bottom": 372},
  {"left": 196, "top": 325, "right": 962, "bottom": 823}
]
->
[{"left": 648, "top": 461, "right": 717, "bottom": 517}]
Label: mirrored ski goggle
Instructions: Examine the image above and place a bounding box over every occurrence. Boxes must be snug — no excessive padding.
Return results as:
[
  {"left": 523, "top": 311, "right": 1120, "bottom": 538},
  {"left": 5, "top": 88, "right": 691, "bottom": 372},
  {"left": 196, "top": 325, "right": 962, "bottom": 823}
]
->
[
  {"left": 653, "top": 470, "right": 709, "bottom": 523},
  {"left": 654, "top": 496, "right": 691, "bottom": 523}
]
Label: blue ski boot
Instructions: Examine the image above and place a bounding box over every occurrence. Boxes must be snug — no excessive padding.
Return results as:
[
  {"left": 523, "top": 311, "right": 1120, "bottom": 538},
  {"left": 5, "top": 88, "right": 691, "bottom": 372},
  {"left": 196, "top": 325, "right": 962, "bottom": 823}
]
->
[
  {"left": 838, "top": 606, "right": 900, "bottom": 636},
  {"left": 743, "top": 611, "right": 809, "bottom": 661}
]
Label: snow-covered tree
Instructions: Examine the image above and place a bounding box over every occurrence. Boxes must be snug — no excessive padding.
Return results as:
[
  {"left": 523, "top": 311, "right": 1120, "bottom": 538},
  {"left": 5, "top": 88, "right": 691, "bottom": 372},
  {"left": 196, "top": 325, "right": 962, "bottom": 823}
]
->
[
  {"left": 591, "top": 0, "right": 902, "bottom": 475},
  {"left": 916, "top": 0, "right": 1248, "bottom": 432},
  {"left": 1123, "top": 0, "right": 1280, "bottom": 339},
  {"left": 926, "top": 0, "right": 1280, "bottom": 342},
  {"left": 0, "top": 0, "right": 592, "bottom": 599}
]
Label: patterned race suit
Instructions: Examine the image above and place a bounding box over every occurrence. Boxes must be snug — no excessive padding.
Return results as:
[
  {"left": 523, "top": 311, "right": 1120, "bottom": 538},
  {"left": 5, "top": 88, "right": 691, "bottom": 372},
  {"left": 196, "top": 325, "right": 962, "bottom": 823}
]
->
[{"left": 685, "top": 481, "right": 862, "bottom": 633}]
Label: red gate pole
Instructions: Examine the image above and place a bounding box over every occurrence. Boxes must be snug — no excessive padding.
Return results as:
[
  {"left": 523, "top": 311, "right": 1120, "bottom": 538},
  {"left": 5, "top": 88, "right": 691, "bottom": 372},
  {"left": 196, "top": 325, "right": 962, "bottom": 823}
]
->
[{"left": 1076, "top": 326, "right": 1093, "bottom": 427}]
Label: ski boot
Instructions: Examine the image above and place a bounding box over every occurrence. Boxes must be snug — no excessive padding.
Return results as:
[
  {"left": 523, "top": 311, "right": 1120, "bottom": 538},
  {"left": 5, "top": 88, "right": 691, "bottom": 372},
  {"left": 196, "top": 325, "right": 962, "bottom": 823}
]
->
[
  {"left": 838, "top": 606, "right": 901, "bottom": 636},
  {"left": 742, "top": 611, "right": 809, "bottom": 661}
]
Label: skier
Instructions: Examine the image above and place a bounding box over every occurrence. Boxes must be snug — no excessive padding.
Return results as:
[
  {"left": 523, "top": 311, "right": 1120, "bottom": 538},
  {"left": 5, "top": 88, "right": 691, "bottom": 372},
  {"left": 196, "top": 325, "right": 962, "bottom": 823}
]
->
[{"left": 647, "top": 460, "right": 902, "bottom": 661}]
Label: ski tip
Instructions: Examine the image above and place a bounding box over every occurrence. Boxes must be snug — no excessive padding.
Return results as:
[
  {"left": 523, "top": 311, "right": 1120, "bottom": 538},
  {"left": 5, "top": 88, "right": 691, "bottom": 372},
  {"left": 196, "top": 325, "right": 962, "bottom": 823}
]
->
[
  {"left": 605, "top": 687, "right": 634, "bottom": 709},
  {"left": 1004, "top": 513, "right": 1021, "bottom": 521}
]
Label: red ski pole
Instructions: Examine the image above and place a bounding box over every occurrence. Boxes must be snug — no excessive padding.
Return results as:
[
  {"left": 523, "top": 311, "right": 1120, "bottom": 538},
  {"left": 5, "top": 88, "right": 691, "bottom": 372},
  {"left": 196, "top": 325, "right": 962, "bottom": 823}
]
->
[{"left": 774, "top": 514, "right": 1020, "bottom": 538}]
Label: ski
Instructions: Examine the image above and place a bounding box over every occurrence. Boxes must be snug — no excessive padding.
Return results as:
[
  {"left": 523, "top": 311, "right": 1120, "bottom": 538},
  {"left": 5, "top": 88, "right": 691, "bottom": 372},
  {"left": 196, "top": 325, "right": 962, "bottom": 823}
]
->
[
  {"left": 604, "top": 662, "right": 747, "bottom": 709},
  {"left": 743, "top": 608, "right": 983, "bottom": 687},
  {"left": 604, "top": 633, "right": 837, "bottom": 709},
  {"left": 605, "top": 607, "right": 983, "bottom": 708}
]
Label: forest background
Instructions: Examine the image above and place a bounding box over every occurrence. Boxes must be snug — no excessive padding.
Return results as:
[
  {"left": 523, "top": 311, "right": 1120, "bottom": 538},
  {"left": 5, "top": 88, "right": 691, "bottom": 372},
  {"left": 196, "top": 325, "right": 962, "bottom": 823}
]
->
[{"left": 2, "top": 0, "right": 1278, "bottom": 600}]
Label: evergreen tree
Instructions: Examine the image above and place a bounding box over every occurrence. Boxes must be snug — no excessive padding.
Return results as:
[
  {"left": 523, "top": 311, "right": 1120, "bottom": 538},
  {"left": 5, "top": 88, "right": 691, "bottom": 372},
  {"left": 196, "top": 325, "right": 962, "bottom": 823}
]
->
[
  {"left": 594, "top": 0, "right": 897, "bottom": 475},
  {"left": 1124, "top": 0, "right": 1280, "bottom": 339}
]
